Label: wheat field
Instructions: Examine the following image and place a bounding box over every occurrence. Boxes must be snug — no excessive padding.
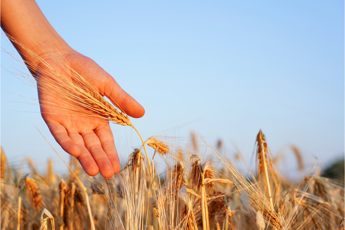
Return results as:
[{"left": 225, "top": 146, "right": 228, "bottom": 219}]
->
[
  {"left": 1, "top": 129, "right": 344, "bottom": 230},
  {"left": 1, "top": 35, "right": 344, "bottom": 230}
]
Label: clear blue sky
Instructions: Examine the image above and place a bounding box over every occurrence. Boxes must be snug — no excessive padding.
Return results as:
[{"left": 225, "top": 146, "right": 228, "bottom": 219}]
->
[{"left": 1, "top": 0, "right": 343, "bottom": 178}]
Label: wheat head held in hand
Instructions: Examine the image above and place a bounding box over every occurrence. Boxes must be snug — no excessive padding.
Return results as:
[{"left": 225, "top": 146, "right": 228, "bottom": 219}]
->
[{"left": 1, "top": 0, "right": 145, "bottom": 178}]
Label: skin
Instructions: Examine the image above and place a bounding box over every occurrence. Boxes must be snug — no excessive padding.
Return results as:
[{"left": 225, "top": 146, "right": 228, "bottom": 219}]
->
[{"left": 1, "top": 0, "right": 145, "bottom": 178}]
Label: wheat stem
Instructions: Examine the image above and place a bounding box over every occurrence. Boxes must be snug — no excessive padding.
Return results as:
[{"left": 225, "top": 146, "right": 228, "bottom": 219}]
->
[
  {"left": 37, "top": 128, "right": 95, "bottom": 230},
  {"left": 70, "top": 183, "right": 76, "bottom": 230},
  {"left": 17, "top": 196, "right": 21, "bottom": 230},
  {"left": 223, "top": 209, "right": 229, "bottom": 230},
  {"left": 200, "top": 167, "right": 209, "bottom": 230},
  {"left": 130, "top": 125, "right": 153, "bottom": 180}
]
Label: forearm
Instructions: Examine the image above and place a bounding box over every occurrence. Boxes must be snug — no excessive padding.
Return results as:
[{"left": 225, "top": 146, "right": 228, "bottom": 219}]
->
[{"left": 1, "top": 0, "right": 72, "bottom": 64}]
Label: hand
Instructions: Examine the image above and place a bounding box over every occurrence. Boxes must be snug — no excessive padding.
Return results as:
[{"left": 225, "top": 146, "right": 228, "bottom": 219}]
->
[
  {"left": 37, "top": 51, "right": 145, "bottom": 178},
  {"left": 1, "top": 0, "right": 145, "bottom": 178}
]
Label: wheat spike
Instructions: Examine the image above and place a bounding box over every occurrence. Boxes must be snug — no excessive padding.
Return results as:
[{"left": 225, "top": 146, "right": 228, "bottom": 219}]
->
[
  {"left": 216, "top": 139, "right": 223, "bottom": 151},
  {"left": 191, "top": 132, "right": 198, "bottom": 152},
  {"left": 177, "top": 149, "right": 185, "bottom": 163},
  {"left": 181, "top": 205, "right": 198, "bottom": 230},
  {"left": 169, "top": 162, "right": 187, "bottom": 196},
  {"left": 190, "top": 155, "right": 202, "bottom": 191},
  {"left": 256, "top": 211, "right": 266, "bottom": 230},
  {"left": 0, "top": 147, "right": 6, "bottom": 180},
  {"left": 256, "top": 130, "right": 274, "bottom": 210},
  {"left": 25, "top": 157, "right": 37, "bottom": 174},
  {"left": 25, "top": 177, "right": 43, "bottom": 208},
  {"left": 146, "top": 137, "right": 170, "bottom": 156},
  {"left": 291, "top": 146, "right": 304, "bottom": 170},
  {"left": 39, "top": 209, "right": 55, "bottom": 230},
  {"left": 46, "top": 158, "right": 54, "bottom": 184},
  {"left": 179, "top": 186, "right": 198, "bottom": 230}
]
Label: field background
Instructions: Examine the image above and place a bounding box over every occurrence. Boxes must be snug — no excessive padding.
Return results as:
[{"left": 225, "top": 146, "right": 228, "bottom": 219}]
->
[{"left": 1, "top": 0, "right": 343, "bottom": 178}]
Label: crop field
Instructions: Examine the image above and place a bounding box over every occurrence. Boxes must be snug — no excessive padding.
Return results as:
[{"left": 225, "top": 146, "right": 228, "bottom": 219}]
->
[
  {"left": 1, "top": 129, "right": 344, "bottom": 230},
  {"left": 1, "top": 33, "right": 344, "bottom": 230}
]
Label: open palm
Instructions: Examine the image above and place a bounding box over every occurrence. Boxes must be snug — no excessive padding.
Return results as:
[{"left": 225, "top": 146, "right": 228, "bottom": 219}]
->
[{"left": 37, "top": 51, "right": 145, "bottom": 178}]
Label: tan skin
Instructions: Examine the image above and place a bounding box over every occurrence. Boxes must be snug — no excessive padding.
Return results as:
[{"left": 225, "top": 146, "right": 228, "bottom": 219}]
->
[{"left": 1, "top": 0, "right": 145, "bottom": 178}]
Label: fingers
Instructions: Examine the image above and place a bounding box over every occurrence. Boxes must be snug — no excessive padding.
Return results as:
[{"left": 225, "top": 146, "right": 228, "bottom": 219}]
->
[
  {"left": 104, "top": 77, "right": 145, "bottom": 118},
  {"left": 81, "top": 131, "right": 115, "bottom": 178},
  {"left": 46, "top": 122, "right": 81, "bottom": 157},
  {"left": 67, "top": 56, "right": 145, "bottom": 118},
  {"left": 69, "top": 132, "right": 99, "bottom": 177},
  {"left": 94, "top": 125, "right": 121, "bottom": 174}
]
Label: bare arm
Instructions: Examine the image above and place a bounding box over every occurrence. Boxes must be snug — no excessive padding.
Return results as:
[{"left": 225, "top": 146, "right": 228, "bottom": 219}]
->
[
  {"left": 1, "top": 0, "right": 145, "bottom": 178},
  {"left": 1, "top": 0, "right": 72, "bottom": 64}
]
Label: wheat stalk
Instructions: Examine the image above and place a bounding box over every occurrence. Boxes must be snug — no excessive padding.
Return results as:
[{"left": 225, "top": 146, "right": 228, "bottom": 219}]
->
[
  {"left": 37, "top": 129, "right": 96, "bottom": 230},
  {"left": 17, "top": 196, "right": 21, "bottom": 230},
  {"left": 59, "top": 179, "right": 69, "bottom": 230},
  {"left": 70, "top": 182, "right": 76, "bottom": 230},
  {"left": 1, "top": 209, "right": 9, "bottom": 230}
]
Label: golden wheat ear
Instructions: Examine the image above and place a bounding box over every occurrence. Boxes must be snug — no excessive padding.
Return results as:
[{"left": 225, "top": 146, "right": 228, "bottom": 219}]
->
[
  {"left": 25, "top": 177, "right": 43, "bottom": 208},
  {"left": 256, "top": 130, "right": 274, "bottom": 209},
  {"left": 146, "top": 137, "right": 170, "bottom": 159},
  {"left": 291, "top": 146, "right": 304, "bottom": 170}
]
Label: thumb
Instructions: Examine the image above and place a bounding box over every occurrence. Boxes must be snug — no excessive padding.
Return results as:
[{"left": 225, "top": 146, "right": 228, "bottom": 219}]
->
[{"left": 103, "top": 77, "right": 145, "bottom": 118}]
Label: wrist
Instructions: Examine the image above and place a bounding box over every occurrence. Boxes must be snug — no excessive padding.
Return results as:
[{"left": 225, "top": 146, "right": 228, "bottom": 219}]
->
[{"left": 28, "top": 45, "right": 77, "bottom": 76}]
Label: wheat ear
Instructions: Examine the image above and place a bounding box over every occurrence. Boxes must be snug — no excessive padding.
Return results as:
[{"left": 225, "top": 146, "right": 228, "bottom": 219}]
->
[
  {"left": 146, "top": 137, "right": 170, "bottom": 156},
  {"left": 0, "top": 148, "right": 6, "bottom": 180},
  {"left": 39, "top": 209, "right": 55, "bottom": 230},
  {"left": 291, "top": 146, "right": 304, "bottom": 170},
  {"left": 25, "top": 177, "right": 43, "bottom": 208},
  {"left": 256, "top": 130, "right": 274, "bottom": 210}
]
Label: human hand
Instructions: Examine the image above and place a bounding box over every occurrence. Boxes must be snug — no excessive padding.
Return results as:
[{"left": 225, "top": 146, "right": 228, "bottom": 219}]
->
[
  {"left": 37, "top": 51, "right": 145, "bottom": 178},
  {"left": 1, "top": 0, "right": 145, "bottom": 178}
]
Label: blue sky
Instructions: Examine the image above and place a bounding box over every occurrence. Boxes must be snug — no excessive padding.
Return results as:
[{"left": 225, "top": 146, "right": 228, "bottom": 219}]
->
[{"left": 1, "top": 0, "right": 343, "bottom": 178}]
